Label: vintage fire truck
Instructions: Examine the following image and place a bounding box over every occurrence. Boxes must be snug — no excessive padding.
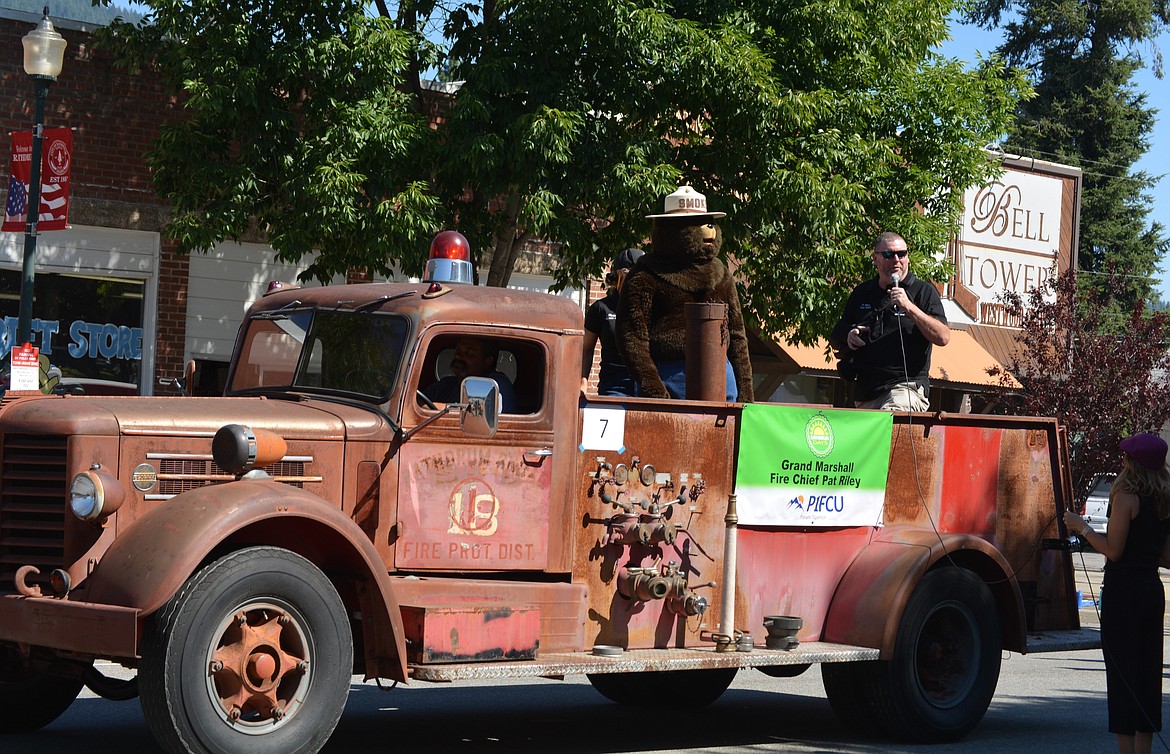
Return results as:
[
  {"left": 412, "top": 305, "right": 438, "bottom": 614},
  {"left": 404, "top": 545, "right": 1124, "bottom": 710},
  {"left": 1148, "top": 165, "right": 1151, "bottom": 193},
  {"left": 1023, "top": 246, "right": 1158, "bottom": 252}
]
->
[{"left": 0, "top": 233, "right": 1093, "bottom": 753}]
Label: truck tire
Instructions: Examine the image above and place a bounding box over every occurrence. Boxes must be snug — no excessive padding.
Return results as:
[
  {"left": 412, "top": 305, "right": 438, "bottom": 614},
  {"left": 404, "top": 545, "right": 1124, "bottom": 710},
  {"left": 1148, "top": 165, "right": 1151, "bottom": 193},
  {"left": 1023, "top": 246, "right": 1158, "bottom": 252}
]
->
[
  {"left": 139, "top": 546, "right": 353, "bottom": 754},
  {"left": 586, "top": 668, "right": 737, "bottom": 708},
  {"left": 821, "top": 660, "right": 884, "bottom": 735},
  {"left": 871, "top": 567, "right": 1001, "bottom": 742},
  {"left": 0, "top": 649, "right": 84, "bottom": 733}
]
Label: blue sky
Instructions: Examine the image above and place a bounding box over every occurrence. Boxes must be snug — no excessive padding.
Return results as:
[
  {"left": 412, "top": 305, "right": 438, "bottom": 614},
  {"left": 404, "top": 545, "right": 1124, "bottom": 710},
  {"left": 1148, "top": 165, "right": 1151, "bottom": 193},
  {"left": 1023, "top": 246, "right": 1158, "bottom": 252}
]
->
[{"left": 938, "top": 18, "right": 1170, "bottom": 299}]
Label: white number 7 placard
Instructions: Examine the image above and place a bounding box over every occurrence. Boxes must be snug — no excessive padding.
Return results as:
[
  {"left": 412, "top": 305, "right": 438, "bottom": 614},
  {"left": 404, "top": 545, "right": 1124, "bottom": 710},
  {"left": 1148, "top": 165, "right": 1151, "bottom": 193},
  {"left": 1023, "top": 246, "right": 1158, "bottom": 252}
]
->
[{"left": 579, "top": 406, "right": 627, "bottom": 452}]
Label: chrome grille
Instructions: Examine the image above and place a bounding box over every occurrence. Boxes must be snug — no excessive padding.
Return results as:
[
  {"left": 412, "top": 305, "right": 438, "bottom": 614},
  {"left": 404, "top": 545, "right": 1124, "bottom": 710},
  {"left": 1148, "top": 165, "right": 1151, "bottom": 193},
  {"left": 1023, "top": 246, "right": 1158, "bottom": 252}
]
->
[
  {"left": 151, "top": 454, "right": 315, "bottom": 498},
  {"left": 0, "top": 435, "right": 68, "bottom": 594}
]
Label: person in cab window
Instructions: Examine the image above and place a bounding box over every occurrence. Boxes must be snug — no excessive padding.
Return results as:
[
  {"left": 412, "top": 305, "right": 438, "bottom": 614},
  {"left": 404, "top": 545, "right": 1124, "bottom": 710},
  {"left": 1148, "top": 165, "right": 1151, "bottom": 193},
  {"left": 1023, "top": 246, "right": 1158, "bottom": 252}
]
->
[{"left": 421, "top": 337, "right": 518, "bottom": 413}]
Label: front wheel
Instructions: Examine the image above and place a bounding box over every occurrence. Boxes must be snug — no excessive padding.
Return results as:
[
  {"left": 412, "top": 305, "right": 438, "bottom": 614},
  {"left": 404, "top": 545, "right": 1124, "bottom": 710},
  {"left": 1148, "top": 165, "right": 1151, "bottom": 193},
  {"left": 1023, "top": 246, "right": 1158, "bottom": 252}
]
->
[
  {"left": 139, "top": 546, "right": 353, "bottom": 754},
  {"left": 587, "top": 668, "right": 737, "bottom": 709}
]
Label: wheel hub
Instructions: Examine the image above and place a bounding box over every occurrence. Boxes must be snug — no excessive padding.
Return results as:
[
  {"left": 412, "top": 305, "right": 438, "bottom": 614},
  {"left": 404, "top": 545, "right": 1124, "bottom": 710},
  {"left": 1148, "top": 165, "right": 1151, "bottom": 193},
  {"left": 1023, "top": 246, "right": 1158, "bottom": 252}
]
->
[
  {"left": 915, "top": 602, "right": 977, "bottom": 708},
  {"left": 206, "top": 604, "right": 310, "bottom": 730}
]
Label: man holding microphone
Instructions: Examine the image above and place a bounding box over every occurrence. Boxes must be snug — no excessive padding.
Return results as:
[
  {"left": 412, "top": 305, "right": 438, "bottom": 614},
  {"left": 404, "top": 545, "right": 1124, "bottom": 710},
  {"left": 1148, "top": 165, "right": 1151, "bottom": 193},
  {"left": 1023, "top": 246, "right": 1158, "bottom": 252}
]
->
[{"left": 829, "top": 232, "right": 951, "bottom": 411}]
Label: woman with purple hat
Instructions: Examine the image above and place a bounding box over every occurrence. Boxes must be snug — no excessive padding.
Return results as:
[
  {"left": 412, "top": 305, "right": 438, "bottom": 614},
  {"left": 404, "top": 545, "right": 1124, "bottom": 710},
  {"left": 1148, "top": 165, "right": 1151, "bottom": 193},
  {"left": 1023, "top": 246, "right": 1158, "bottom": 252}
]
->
[{"left": 1065, "top": 433, "right": 1170, "bottom": 754}]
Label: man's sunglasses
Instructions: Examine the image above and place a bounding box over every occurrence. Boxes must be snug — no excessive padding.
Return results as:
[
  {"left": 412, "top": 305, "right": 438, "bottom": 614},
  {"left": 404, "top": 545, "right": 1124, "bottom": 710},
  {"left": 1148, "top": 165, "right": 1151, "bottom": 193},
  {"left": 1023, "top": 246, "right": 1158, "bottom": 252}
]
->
[{"left": 878, "top": 250, "right": 908, "bottom": 259}]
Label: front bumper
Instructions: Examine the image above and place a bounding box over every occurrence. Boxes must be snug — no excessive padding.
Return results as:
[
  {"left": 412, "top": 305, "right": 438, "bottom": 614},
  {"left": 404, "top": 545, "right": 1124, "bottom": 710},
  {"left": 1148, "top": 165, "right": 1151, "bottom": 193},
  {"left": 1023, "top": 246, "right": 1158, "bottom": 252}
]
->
[{"left": 0, "top": 594, "right": 139, "bottom": 657}]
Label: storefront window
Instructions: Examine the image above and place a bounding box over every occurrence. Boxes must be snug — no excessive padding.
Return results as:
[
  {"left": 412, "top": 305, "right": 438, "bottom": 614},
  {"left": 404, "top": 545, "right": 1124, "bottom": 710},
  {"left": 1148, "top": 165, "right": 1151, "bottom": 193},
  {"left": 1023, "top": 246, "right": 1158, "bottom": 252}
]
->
[{"left": 1, "top": 269, "right": 145, "bottom": 393}]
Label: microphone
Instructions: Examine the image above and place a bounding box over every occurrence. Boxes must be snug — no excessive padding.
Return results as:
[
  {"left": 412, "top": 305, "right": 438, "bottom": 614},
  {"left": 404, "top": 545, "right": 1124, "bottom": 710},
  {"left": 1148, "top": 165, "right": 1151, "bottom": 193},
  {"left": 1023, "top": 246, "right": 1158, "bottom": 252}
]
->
[{"left": 889, "top": 273, "right": 902, "bottom": 314}]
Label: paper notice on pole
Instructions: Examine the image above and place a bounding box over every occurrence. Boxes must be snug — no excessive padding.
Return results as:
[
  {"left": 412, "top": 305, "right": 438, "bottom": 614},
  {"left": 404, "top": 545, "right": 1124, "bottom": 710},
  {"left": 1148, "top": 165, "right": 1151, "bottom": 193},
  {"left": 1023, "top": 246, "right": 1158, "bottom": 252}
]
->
[{"left": 9, "top": 344, "right": 40, "bottom": 391}]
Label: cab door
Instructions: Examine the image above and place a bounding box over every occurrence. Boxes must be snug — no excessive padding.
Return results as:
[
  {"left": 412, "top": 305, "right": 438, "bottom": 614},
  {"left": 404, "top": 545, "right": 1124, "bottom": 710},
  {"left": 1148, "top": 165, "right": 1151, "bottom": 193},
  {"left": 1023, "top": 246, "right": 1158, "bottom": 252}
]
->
[{"left": 395, "top": 328, "right": 556, "bottom": 572}]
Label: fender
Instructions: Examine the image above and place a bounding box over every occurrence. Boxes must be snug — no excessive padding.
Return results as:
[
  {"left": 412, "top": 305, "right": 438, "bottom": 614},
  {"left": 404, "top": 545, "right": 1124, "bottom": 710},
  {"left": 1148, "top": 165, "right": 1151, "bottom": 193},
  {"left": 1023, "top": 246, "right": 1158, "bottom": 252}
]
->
[
  {"left": 86, "top": 479, "right": 407, "bottom": 681},
  {"left": 822, "top": 526, "right": 1026, "bottom": 656}
]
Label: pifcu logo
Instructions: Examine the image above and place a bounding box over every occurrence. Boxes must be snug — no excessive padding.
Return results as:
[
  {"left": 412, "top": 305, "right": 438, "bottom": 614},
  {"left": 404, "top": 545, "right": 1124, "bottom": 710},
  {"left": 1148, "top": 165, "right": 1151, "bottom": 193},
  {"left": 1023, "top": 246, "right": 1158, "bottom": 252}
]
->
[
  {"left": 787, "top": 495, "right": 804, "bottom": 510},
  {"left": 805, "top": 414, "right": 834, "bottom": 457}
]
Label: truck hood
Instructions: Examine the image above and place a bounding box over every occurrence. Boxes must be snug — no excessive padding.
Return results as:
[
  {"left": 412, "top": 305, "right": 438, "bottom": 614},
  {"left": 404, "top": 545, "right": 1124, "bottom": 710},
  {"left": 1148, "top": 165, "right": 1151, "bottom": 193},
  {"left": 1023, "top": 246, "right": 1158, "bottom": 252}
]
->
[{"left": 0, "top": 394, "right": 394, "bottom": 441}]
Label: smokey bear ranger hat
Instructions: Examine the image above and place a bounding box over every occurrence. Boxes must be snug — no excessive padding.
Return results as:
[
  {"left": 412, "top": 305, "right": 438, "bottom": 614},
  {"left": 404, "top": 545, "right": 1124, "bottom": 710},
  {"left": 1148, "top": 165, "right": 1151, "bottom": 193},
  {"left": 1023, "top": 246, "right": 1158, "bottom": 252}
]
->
[{"left": 646, "top": 185, "right": 726, "bottom": 220}]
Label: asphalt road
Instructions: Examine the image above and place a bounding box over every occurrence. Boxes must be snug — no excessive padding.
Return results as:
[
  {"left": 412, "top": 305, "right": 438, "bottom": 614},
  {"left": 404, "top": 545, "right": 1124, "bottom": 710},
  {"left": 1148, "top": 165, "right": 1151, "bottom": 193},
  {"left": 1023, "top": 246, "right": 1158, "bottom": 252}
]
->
[{"left": 3, "top": 550, "right": 1168, "bottom": 754}]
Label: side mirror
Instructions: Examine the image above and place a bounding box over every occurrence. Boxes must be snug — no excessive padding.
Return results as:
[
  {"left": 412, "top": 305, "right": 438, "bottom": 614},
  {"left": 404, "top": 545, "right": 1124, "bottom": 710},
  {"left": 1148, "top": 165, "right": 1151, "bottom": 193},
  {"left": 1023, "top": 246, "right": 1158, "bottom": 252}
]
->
[
  {"left": 460, "top": 377, "right": 499, "bottom": 438},
  {"left": 157, "top": 359, "right": 198, "bottom": 396},
  {"left": 184, "top": 359, "right": 197, "bottom": 394}
]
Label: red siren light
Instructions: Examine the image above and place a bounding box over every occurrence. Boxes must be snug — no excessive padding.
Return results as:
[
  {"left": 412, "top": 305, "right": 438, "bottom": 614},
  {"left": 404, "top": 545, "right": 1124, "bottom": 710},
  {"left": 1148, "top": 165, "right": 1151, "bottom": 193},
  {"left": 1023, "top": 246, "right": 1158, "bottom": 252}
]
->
[
  {"left": 425, "top": 231, "right": 474, "bottom": 284},
  {"left": 264, "top": 280, "right": 300, "bottom": 295}
]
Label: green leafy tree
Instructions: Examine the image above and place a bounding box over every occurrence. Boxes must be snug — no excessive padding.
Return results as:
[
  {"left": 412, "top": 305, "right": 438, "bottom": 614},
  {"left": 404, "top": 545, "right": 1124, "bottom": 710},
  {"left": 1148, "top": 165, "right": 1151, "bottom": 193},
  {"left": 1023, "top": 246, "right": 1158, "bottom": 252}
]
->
[
  {"left": 989, "top": 267, "right": 1170, "bottom": 492},
  {"left": 96, "top": 0, "right": 1027, "bottom": 339},
  {"left": 966, "top": 0, "right": 1170, "bottom": 312}
]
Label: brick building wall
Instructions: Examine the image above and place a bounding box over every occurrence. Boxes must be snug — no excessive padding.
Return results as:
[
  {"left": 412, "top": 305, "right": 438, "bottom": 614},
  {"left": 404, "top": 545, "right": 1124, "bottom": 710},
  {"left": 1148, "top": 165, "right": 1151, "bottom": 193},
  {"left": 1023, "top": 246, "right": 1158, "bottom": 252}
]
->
[{"left": 0, "top": 11, "right": 184, "bottom": 381}]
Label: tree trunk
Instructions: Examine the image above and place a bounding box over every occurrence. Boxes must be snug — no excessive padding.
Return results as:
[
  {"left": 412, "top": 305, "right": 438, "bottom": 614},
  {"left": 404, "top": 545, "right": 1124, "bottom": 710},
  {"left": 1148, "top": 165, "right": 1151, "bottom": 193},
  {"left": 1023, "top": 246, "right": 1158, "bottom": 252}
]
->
[{"left": 486, "top": 190, "right": 523, "bottom": 287}]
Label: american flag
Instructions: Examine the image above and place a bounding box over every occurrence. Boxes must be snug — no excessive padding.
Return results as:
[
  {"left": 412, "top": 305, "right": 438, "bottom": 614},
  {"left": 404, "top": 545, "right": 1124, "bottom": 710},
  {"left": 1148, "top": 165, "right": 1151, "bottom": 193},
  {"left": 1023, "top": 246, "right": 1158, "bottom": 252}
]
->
[
  {"left": 4, "top": 177, "right": 67, "bottom": 227},
  {"left": 39, "top": 179, "right": 66, "bottom": 223},
  {"left": 5, "top": 175, "right": 27, "bottom": 224}
]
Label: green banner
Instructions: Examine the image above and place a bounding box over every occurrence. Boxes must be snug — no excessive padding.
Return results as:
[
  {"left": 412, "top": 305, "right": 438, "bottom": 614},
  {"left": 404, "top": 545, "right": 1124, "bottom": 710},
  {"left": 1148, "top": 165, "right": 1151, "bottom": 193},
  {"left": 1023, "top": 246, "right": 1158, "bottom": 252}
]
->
[{"left": 736, "top": 404, "right": 892, "bottom": 526}]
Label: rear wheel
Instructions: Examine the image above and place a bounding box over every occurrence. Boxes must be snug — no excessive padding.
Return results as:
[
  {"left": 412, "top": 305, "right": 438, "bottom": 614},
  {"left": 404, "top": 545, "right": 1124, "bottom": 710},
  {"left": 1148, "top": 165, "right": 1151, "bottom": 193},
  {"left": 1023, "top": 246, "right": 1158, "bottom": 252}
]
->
[
  {"left": 0, "top": 647, "right": 85, "bottom": 733},
  {"left": 825, "top": 568, "right": 1001, "bottom": 742},
  {"left": 822, "top": 661, "right": 884, "bottom": 735},
  {"left": 139, "top": 546, "right": 353, "bottom": 754},
  {"left": 587, "top": 668, "right": 737, "bottom": 708}
]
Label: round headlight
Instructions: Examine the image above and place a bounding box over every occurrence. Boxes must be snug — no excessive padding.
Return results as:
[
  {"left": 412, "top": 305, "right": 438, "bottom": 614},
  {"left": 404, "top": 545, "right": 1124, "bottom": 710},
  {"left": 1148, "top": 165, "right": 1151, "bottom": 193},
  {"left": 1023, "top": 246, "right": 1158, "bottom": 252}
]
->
[
  {"left": 69, "top": 469, "right": 124, "bottom": 522},
  {"left": 70, "top": 472, "right": 102, "bottom": 520}
]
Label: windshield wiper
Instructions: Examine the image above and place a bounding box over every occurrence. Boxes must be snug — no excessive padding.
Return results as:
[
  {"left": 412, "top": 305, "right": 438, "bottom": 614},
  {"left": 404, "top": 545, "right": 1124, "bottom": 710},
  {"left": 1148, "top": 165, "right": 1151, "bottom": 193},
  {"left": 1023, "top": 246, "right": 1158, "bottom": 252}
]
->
[
  {"left": 252, "top": 300, "right": 303, "bottom": 320},
  {"left": 345, "top": 291, "right": 416, "bottom": 313}
]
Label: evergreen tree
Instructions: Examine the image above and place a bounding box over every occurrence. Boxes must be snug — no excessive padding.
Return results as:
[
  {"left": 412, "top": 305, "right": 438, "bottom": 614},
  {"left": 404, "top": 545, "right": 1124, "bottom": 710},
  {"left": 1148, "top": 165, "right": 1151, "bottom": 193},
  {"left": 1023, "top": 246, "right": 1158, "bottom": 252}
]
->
[
  {"left": 967, "top": 0, "right": 1170, "bottom": 314},
  {"left": 1, "top": 0, "right": 142, "bottom": 25}
]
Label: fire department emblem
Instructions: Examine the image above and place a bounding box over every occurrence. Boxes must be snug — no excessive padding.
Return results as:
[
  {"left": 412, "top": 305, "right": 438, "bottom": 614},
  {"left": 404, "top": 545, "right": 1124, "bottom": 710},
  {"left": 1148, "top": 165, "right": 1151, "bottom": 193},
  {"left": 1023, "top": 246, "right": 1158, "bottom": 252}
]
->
[{"left": 447, "top": 477, "right": 500, "bottom": 536}]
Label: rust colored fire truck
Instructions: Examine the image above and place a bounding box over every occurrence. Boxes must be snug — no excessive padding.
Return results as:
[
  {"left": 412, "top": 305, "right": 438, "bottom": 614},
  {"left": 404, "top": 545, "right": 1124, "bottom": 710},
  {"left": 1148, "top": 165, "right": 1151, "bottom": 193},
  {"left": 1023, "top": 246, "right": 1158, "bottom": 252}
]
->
[{"left": 0, "top": 233, "right": 1093, "bottom": 753}]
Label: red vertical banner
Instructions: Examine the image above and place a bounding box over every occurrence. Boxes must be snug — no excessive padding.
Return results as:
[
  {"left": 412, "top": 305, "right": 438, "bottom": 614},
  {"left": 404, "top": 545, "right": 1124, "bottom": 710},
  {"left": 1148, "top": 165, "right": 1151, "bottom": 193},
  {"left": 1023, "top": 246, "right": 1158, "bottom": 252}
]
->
[{"left": 3, "top": 128, "right": 72, "bottom": 233}]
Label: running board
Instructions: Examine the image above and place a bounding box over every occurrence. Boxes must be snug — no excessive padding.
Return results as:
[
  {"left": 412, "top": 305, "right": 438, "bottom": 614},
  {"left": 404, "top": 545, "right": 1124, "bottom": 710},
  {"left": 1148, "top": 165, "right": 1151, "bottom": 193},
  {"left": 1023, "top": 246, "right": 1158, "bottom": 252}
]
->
[
  {"left": 1024, "top": 627, "right": 1100, "bottom": 653},
  {"left": 409, "top": 641, "right": 879, "bottom": 682}
]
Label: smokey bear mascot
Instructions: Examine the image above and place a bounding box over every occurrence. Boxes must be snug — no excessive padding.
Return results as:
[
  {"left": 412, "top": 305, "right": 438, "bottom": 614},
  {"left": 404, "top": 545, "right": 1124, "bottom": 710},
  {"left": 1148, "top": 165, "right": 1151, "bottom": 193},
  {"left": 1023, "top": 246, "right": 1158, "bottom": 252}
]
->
[{"left": 616, "top": 186, "right": 753, "bottom": 401}]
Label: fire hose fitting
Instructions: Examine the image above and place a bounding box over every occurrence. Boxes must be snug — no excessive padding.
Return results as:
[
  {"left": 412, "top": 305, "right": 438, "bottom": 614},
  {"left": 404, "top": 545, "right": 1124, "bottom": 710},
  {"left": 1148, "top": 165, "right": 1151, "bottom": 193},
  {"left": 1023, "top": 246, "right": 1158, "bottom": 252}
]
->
[
  {"left": 667, "top": 592, "right": 709, "bottom": 617},
  {"left": 617, "top": 566, "right": 672, "bottom": 602},
  {"left": 633, "top": 519, "right": 677, "bottom": 545},
  {"left": 602, "top": 513, "right": 640, "bottom": 546}
]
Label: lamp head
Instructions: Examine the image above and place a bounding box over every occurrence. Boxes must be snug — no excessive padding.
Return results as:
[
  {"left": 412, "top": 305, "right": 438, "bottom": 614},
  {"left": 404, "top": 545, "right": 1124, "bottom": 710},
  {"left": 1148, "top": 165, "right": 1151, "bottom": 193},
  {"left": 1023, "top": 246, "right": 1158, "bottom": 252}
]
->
[{"left": 23, "top": 8, "right": 67, "bottom": 80}]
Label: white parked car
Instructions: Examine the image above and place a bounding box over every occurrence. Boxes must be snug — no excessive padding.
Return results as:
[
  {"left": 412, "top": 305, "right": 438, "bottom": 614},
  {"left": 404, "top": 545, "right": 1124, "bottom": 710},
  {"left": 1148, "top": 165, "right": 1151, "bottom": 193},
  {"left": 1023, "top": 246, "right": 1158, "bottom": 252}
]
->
[{"left": 1079, "top": 473, "right": 1115, "bottom": 535}]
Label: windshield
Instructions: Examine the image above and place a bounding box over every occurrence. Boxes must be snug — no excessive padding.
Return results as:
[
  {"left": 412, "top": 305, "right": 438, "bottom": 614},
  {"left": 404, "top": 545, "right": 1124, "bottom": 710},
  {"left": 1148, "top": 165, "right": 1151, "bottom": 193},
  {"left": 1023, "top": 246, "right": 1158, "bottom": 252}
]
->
[{"left": 228, "top": 309, "right": 410, "bottom": 400}]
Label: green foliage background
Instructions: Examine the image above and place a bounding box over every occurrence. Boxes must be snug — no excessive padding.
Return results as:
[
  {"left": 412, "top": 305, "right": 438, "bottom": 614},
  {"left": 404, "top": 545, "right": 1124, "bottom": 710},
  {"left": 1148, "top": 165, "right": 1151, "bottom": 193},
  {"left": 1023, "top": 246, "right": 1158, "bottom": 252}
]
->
[{"left": 91, "top": 0, "right": 1029, "bottom": 341}]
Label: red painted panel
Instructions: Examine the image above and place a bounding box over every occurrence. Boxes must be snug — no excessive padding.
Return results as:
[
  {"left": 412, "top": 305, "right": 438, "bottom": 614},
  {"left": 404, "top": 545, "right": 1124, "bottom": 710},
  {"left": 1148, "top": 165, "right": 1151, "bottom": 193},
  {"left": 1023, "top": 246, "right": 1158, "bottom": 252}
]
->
[
  {"left": 397, "top": 444, "right": 551, "bottom": 570},
  {"left": 736, "top": 527, "right": 873, "bottom": 642},
  {"left": 939, "top": 425, "right": 1002, "bottom": 536},
  {"left": 401, "top": 603, "right": 541, "bottom": 663}
]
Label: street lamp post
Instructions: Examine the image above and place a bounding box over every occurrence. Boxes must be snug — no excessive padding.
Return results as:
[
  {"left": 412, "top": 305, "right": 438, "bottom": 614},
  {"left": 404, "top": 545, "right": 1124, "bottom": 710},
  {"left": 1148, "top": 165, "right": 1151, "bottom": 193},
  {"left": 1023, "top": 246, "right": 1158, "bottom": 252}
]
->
[{"left": 16, "top": 7, "right": 67, "bottom": 348}]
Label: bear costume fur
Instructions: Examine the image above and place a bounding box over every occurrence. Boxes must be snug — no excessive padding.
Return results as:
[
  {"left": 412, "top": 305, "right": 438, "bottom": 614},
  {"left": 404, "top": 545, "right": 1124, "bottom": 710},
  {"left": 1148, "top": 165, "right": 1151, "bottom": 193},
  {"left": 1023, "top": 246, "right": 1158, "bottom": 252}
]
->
[{"left": 616, "top": 215, "right": 754, "bottom": 401}]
